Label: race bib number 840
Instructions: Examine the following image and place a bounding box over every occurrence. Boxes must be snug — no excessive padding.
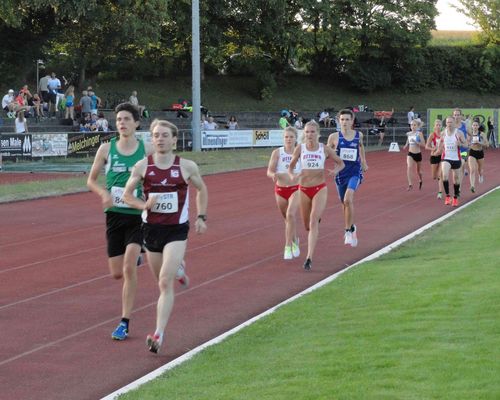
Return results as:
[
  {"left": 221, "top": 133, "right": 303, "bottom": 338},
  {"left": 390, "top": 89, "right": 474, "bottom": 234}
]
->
[
  {"left": 111, "top": 186, "right": 137, "bottom": 208},
  {"left": 150, "top": 192, "right": 179, "bottom": 213}
]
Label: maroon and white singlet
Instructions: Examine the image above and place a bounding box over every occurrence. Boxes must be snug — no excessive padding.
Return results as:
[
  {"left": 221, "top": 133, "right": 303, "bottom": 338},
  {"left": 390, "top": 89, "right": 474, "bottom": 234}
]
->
[{"left": 143, "top": 155, "right": 189, "bottom": 225}]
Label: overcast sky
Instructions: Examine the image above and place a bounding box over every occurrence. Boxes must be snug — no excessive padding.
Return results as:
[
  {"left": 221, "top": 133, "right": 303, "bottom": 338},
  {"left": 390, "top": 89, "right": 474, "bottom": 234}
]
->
[{"left": 435, "top": 0, "right": 478, "bottom": 30}]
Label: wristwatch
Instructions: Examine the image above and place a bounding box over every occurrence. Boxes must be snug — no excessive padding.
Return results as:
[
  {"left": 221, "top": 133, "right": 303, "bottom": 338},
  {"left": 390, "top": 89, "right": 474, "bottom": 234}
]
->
[{"left": 197, "top": 214, "right": 207, "bottom": 222}]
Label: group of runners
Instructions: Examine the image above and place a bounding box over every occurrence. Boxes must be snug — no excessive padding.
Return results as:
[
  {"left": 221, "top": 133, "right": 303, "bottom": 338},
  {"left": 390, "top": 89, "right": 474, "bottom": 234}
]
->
[
  {"left": 404, "top": 108, "right": 489, "bottom": 207},
  {"left": 267, "top": 109, "right": 368, "bottom": 271},
  {"left": 86, "top": 104, "right": 488, "bottom": 355},
  {"left": 87, "top": 103, "right": 208, "bottom": 354}
]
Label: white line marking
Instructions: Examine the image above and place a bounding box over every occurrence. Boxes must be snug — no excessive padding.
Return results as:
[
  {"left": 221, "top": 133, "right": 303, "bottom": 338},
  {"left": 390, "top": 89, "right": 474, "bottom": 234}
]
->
[{"left": 101, "top": 186, "right": 499, "bottom": 400}]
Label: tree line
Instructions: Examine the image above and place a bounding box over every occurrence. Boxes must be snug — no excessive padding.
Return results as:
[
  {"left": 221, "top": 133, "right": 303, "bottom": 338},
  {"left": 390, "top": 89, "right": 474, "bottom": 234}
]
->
[{"left": 0, "top": 0, "right": 498, "bottom": 98}]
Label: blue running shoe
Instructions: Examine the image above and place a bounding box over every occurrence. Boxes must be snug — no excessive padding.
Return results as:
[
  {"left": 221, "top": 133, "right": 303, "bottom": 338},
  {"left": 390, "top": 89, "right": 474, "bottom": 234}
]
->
[
  {"left": 111, "top": 322, "right": 128, "bottom": 340},
  {"left": 137, "top": 254, "right": 143, "bottom": 266}
]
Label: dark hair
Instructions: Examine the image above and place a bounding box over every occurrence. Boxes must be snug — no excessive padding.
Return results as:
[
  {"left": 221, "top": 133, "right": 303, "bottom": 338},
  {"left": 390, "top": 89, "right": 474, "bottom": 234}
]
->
[
  {"left": 338, "top": 108, "right": 354, "bottom": 119},
  {"left": 98, "top": 112, "right": 105, "bottom": 118},
  {"left": 115, "top": 102, "right": 140, "bottom": 121}
]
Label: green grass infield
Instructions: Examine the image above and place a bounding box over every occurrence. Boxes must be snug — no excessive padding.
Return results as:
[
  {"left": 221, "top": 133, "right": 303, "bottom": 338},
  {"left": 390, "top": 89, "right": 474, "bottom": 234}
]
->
[{"left": 119, "top": 189, "right": 500, "bottom": 400}]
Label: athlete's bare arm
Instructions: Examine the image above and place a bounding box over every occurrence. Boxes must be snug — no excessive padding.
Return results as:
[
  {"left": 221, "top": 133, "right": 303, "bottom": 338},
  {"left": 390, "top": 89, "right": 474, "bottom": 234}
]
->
[
  {"left": 425, "top": 132, "right": 435, "bottom": 151},
  {"left": 266, "top": 149, "right": 279, "bottom": 181},
  {"left": 87, "top": 142, "right": 112, "bottom": 209},
  {"left": 326, "top": 132, "right": 339, "bottom": 149},
  {"left": 123, "top": 158, "right": 151, "bottom": 210},
  {"left": 324, "top": 145, "right": 345, "bottom": 176},
  {"left": 288, "top": 145, "right": 301, "bottom": 180},
  {"left": 358, "top": 132, "right": 368, "bottom": 171},
  {"left": 181, "top": 159, "right": 208, "bottom": 234}
]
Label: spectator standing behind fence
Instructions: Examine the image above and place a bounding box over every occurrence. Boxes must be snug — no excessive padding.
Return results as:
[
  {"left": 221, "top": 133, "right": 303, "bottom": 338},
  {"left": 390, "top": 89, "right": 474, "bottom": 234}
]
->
[
  {"left": 15, "top": 111, "right": 28, "bottom": 134},
  {"left": 80, "top": 90, "right": 92, "bottom": 116},
  {"left": 279, "top": 112, "right": 290, "bottom": 129},
  {"left": 407, "top": 106, "right": 415, "bottom": 128},
  {"left": 39, "top": 73, "right": 50, "bottom": 104},
  {"left": 89, "top": 91, "right": 102, "bottom": 115},
  {"left": 129, "top": 91, "right": 145, "bottom": 117},
  {"left": 487, "top": 116, "right": 496, "bottom": 148},
  {"left": 226, "top": 115, "right": 238, "bottom": 130},
  {"left": 203, "top": 116, "right": 218, "bottom": 130},
  {"left": 65, "top": 85, "right": 75, "bottom": 120},
  {"left": 47, "top": 72, "right": 61, "bottom": 118}
]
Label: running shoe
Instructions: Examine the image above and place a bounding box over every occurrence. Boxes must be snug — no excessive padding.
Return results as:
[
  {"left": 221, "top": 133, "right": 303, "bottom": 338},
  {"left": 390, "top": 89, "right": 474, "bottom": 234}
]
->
[
  {"left": 350, "top": 225, "right": 358, "bottom": 248},
  {"left": 111, "top": 322, "right": 128, "bottom": 341},
  {"left": 471, "top": 186, "right": 475, "bottom": 193},
  {"left": 146, "top": 334, "right": 162, "bottom": 354},
  {"left": 479, "top": 175, "right": 484, "bottom": 183},
  {"left": 303, "top": 258, "right": 312, "bottom": 271},
  {"left": 176, "top": 261, "right": 190, "bottom": 288},
  {"left": 344, "top": 230, "right": 352, "bottom": 245},
  {"left": 419, "top": 180, "right": 423, "bottom": 190},
  {"left": 444, "top": 195, "right": 452, "bottom": 206},
  {"left": 291, "top": 238, "right": 300, "bottom": 258},
  {"left": 136, "top": 254, "right": 143, "bottom": 267},
  {"left": 283, "top": 246, "right": 293, "bottom": 260},
  {"left": 407, "top": 185, "right": 413, "bottom": 191},
  {"left": 452, "top": 197, "right": 459, "bottom": 207},
  {"left": 437, "top": 191, "right": 442, "bottom": 199}
]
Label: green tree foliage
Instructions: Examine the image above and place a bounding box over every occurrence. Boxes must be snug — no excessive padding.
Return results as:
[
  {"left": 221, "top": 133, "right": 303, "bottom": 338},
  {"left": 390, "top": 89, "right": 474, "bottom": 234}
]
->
[{"left": 455, "top": 0, "right": 500, "bottom": 45}]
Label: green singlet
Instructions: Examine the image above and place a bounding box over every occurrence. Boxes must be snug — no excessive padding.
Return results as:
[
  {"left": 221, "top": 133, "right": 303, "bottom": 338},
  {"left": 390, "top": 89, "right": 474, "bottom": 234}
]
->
[{"left": 105, "top": 136, "right": 145, "bottom": 215}]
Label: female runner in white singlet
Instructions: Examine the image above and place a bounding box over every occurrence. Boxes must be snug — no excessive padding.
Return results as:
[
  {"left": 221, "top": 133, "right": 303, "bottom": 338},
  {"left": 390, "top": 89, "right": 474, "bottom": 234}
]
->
[
  {"left": 288, "top": 120, "right": 344, "bottom": 271},
  {"left": 267, "top": 127, "right": 302, "bottom": 260}
]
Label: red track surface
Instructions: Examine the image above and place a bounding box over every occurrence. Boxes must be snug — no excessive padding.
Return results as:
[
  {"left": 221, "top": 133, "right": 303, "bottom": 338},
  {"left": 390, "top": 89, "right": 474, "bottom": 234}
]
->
[{"left": 1, "top": 150, "right": 499, "bottom": 399}]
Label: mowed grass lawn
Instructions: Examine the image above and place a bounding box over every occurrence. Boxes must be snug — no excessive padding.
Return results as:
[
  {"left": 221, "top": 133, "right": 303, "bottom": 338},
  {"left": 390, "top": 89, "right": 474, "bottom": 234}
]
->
[{"left": 120, "top": 190, "right": 500, "bottom": 400}]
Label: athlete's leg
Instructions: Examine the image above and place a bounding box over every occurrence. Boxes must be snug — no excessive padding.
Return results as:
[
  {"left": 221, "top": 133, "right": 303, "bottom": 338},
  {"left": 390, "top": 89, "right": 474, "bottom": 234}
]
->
[
  {"left": 468, "top": 156, "right": 478, "bottom": 190},
  {"left": 415, "top": 161, "right": 422, "bottom": 189},
  {"left": 343, "top": 188, "right": 355, "bottom": 230},
  {"left": 299, "top": 191, "right": 312, "bottom": 232},
  {"left": 406, "top": 156, "right": 415, "bottom": 188},
  {"left": 154, "top": 240, "right": 187, "bottom": 337},
  {"left": 275, "top": 194, "right": 289, "bottom": 246},
  {"left": 441, "top": 161, "right": 451, "bottom": 195},
  {"left": 306, "top": 187, "right": 328, "bottom": 260},
  {"left": 120, "top": 243, "right": 141, "bottom": 319},
  {"left": 477, "top": 158, "right": 484, "bottom": 181},
  {"left": 286, "top": 191, "right": 300, "bottom": 246}
]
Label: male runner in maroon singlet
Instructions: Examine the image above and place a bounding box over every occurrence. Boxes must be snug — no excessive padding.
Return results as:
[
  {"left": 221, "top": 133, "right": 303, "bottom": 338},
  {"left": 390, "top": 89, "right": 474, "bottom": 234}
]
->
[{"left": 123, "top": 119, "right": 208, "bottom": 353}]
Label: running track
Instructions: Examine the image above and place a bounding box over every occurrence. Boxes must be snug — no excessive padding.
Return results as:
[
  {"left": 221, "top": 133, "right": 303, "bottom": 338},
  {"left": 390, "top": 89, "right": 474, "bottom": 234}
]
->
[{"left": 1, "top": 150, "right": 499, "bottom": 400}]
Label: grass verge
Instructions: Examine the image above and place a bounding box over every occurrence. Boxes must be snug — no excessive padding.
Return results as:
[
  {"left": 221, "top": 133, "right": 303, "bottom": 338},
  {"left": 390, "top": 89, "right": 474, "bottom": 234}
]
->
[
  {"left": 119, "top": 190, "right": 500, "bottom": 400},
  {"left": 0, "top": 148, "right": 271, "bottom": 203}
]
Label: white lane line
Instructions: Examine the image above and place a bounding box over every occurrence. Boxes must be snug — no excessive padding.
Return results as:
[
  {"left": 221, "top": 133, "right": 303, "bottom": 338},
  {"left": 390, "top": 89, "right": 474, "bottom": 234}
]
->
[{"left": 100, "top": 186, "right": 499, "bottom": 400}]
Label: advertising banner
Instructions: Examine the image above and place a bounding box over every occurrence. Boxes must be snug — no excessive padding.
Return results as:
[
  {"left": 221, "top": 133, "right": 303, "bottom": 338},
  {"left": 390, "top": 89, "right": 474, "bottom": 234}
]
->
[
  {"left": 200, "top": 129, "right": 286, "bottom": 149},
  {"left": 0, "top": 134, "right": 32, "bottom": 158},
  {"left": 32, "top": 133, "right": 68, "bottom": 157}
]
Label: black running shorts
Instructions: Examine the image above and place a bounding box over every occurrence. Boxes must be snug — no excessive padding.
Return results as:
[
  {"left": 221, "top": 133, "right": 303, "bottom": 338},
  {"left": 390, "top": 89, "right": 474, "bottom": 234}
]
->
[
  {"left": 142, "top": 222, "right": 190, "bottom": 253},
  {"left": 105, "top": 211, "right": 143, "bottom": 257}
]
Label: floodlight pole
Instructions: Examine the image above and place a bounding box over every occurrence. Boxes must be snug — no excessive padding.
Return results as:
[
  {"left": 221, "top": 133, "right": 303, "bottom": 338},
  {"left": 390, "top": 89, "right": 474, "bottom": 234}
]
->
[{"left": 191, "top": 0, "right": 201, "bottom": 151}]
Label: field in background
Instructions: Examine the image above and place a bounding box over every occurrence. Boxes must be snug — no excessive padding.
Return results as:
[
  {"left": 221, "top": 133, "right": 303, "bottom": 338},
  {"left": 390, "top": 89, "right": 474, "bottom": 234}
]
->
[
  {"left": 430, "top": 30, "right": 478, "bottom": 46},
  {"left": 119, "top": 190, "right": 500, "bottom": 400}
]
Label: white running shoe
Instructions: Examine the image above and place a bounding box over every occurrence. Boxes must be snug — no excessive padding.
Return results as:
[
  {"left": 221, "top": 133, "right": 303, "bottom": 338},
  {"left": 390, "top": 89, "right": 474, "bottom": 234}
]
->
[
  {"left": 291, "top": 238, "right": 300, "bottom": 258},
  {"left": 176, "top": 261, "right": 190, "bottom": 288},
  {"left": 283, "top": 246, "right": 293, "bottom": 260},
  {"left": 350, "top": 225, "right": 358, "bottom": 247},
  {"left": 344, "top": 230, "right": 352, "bottom": 245},
  {"left": 479, "top": 175, "right": 484, "bottom": 183}
]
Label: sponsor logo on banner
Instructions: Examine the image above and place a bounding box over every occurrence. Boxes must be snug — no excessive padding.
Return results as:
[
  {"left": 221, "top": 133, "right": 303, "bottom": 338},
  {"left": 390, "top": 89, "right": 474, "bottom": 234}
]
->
[
  {"left": 67, "top": 132, "right": 101, "bottom": 154},
  {"left": 252, "top": 129, "right": 283, "bottom": 147},
  {"left": 0, "top": 134, "right": 33, "bottom": 157}
]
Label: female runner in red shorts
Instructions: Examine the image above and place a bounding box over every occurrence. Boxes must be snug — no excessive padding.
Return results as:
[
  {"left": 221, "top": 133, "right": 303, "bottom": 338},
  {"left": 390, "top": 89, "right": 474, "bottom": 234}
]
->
[
  {"left": 288, "top": 120, "right": 344, "bottom": 271},
  {"left": 267, "top": 126, "right": 302, "bottom": 260}
]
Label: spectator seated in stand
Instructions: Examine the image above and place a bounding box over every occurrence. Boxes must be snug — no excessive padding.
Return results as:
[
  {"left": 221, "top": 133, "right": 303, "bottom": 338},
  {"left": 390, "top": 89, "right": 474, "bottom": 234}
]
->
[
  {"left": 279, "top": 111, "right": 290, "bottom": 129},
  {"left": 79, "top": 113, "right": 92, "bottom": 132},
  {"left": 129, "top": 90, "right": 146, "bottom": 117},
  {"left": 318, "top": 109, "right": 332, "bottom": 127},
  {"left": 203, "top": 116, "right": 218, "bottom": 130},
  {"left": 95, "top": 112, "right": 109, "bottom": 132}
]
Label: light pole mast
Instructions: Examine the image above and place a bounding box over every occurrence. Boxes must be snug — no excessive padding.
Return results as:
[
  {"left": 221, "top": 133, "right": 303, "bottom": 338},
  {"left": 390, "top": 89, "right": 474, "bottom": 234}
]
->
[{"left": 191, "top": 0, "right": 201, "bottom": 151}]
